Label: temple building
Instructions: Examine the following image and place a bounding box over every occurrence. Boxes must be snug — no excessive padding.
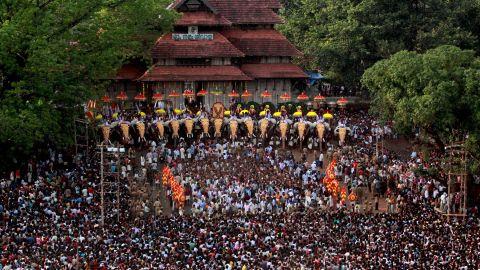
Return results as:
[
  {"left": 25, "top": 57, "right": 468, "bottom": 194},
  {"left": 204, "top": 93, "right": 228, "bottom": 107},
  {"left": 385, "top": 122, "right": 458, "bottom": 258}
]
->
[{"left": 131, "top": 0, "right": 307, "bottom": 108}]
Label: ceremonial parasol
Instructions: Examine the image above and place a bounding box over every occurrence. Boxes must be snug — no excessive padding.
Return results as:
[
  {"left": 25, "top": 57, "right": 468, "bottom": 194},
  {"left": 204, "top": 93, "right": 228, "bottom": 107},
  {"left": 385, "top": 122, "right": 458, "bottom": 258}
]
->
[
  {"left": 116, "top": 91, "right": 128, "bottom": 101},
  {"left": 297, "top": 92, "right": 309, "bottom": 101}
]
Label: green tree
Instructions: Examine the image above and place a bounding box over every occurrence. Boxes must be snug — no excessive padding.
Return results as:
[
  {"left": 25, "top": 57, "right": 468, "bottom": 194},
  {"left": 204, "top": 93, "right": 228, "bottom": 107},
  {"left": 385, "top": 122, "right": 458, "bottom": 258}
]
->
[
  {"left": 0, "top": 0, "right": 177, "bottom": 170},
  {"left": 362, "top": 45, "right": 480, "bottom": 155},
  {"left": 279, "top": 0, "right": 480, "bottom": 90}
]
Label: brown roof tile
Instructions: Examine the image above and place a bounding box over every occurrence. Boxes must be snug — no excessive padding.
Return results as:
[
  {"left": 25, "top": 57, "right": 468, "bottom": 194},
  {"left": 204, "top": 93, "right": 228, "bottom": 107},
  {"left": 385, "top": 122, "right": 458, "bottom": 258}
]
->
[
  {"left": 152, "top": 32, "right": 245, "bottom": 59},
  {"left": 209, "top": 0, "right": 283, "bottom": 24},
  {"left": 241, "top": 64, "right": 307, "bottom": 79},
  {"left": 175, "top": 11, "right": 232, "bottom": 26},
  {"left": 222, "top": 29, "right": 302, "bottom": 57},
  {"left": 139, "top": 65, "right": 252, "bottom": 81},
  {"left": 115, "top": 64, "right": 146, "bottom": 80}
]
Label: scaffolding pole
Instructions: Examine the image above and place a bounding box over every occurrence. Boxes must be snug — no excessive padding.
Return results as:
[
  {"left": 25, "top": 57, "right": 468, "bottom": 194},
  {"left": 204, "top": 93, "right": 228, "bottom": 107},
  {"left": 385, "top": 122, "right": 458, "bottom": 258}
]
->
[
  {"left": 445, "top": 141, "right": 468, "bottom": 222},
  {"left": 98, "top": 143, "right": 124, "bottom": 226}
]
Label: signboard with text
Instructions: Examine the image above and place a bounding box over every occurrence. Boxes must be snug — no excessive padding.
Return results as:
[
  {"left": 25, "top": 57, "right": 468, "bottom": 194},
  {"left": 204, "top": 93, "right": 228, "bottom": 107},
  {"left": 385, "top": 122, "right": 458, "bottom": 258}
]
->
[{"left": 172, "top": 33, "right": 214, "bottom": 41}]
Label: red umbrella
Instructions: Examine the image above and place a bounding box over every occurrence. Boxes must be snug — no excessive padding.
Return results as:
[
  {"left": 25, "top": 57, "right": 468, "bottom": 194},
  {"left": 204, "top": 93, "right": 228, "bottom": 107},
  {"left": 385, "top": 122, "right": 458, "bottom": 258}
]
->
[
  {"left": 116, "top": 91, "right": 128, "bottom": 101},
  {"left": 241, "top": 89, "right": 252, "bottom": 98},
  {"left": 314, "top": 94, "right": 326, "bottom": 102},
  {"left": 261, "top": 90, "right": 272, "bottom": 98},
  {"left": 101, "top": 94, "right": 111, "bottom": 103},
  {"left": 168, "top": 90, "right": 180, "bottom": 98},
  {"left": 197, "top": 89, "right": 208, "bottom": 96},
  {"left": 134, "top": 92, "right": 146, "bottom": 101},
  {"left": 337, "top": 97, "right": 348, "bottom": 107},
  {"left": 297, "top": 92, "right": 309, "bottom": 101},
  {"left": 279, "top": 92, "right": 291, "bottom": 101},
  {"left": 228, "top": 90, "right": 239, "bottom": 97},
  {"left": 183, "top": 89, "right": 195, "bottom": 97},
  {"left": 152, "top": 92, "right": 163, "bottom": 101}
]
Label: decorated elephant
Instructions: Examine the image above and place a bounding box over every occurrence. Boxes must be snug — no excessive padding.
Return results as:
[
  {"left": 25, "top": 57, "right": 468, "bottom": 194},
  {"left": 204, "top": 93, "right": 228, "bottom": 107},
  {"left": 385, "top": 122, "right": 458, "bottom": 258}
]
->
[
  {"left": 294, "top": 121, "right": 308, "bottom": 141},
  {"left": 135, "top": 121, "right": 146, "bottom": 142},
  {"left": 258, "top": 118, "right": 271, "bottom": 139},
  {"left": 199, "top": 117, "right": 210, "bottom": 138},
  {"left": 278, "top": 119, "right": 293, "bottom": 141},
  {"left": 153, "top": 120, "right": 166, "bottom": 140},
  {"left": 119, "top": 121, "right": 131, "bottom": 143},
  {"left": 224, "top": 117, "right": 239, "bottom": 140},
  {"left": 184, "top": 118, "right": 195, "bottom": 138},
  {"left": 100, "top": 124, "right": 111, "bottom": 144},
  {"left": 169, "top": 119, "right": 180, "bottom": 139},
  {"left": 334, "top": 124, "right": 352, "bottom": 145},
  {"left": 214, "top": 118, "right": 224, "bottom": 138},
  {"left": 243, "top": 117, "right": 255, "bottom": 138}
]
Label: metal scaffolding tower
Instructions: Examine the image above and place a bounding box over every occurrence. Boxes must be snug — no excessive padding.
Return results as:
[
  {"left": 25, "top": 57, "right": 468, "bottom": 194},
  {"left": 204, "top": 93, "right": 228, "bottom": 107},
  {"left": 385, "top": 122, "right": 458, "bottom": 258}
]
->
[
  {"left": 98, "top": 143, "right": 126, "bottom": 226},
  {"left": 74, "top": 118, "right": 98, "bottom": 162},
  {"left": 445, "top": 141, "right": 468, "bottom": 221},
  {"left": 74, "top": 118, "right": 89, "bottom": 157}
]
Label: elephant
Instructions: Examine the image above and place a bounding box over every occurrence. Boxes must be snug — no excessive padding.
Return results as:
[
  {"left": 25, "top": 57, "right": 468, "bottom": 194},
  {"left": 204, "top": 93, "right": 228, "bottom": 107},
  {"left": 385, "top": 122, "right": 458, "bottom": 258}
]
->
[
  {"left": 184, "top": 118, "right": 195, "bottom": 138},
  {"left": 199, "top": 117, "right": 210, "bottom": 138},
  {"left": 334, "top": 125, "right": 352, "bottom": 145},
  {"left": 214, "top": 118, "right": 224, "bottom": 138},
  {"left": 136, "top": 122, "right": 146, "bottom": 142},
  {"left": 224, "top": 118, "right": 239, "bottom": 140},
  {"left": 169, "top": 119, "right": 180, "bottom": 139},
  {"left": 243, "top": 117, "right": 255, "bottom": 138},
  {"left": 119, "top": 121, "right": 131, "bottom": 143},
  {"left": 258, "top": 118, "right": 270, "bottom": 139},
  {"left": 100, "top": 124, "right": 111, "bottom": 144},
  {"left": 154, "top": 120, "right": 166, "bottom": 140},
  {"left": 294, "top": 121, "right": 308, "bottom": 141},
  {"left": 278, "top": 119, "right": 293, "bottom": 141}
]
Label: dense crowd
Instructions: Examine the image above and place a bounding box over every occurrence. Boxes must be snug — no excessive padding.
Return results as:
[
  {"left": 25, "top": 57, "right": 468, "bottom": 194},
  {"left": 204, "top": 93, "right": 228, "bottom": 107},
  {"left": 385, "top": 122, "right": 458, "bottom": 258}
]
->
[{"left": 1, "top": 110, "right": 479, "bottom": 269}]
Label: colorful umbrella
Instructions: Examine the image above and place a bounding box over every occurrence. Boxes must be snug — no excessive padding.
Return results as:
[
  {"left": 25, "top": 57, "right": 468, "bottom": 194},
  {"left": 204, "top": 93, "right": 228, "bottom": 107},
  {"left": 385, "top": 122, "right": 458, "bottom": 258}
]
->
[
  {"left": 306, "top": 111, "right": 318, "bottom": 117},
  {"left": 280, "top": 92, "right": 291, "bottom": 101},
  {"left": 101, "top": 94, "right": 111, "bottom": 103},
  {"left": 168, "top": 91, "right": 180, "bottom": 98},
  {"left": 116, "top": 91, "right": 128, "bottom": 101},
  {"left": 337, "top": 97, "right": 348, "bottom": 107},
  {"left": 297, "top": 92, "right": 309, "bottom": 101},
  {"left": 261, "top": 90, "right": 272, "bottom": 98},
  {"left": 228, "top": 90, "right": 239, "bottom": 97},
  {"left": 134, "top": 92, "right": 146, "bottom": 101},
  {"left": 314, "top": 94, "right": 326, "bottom": 102},
  {"left": 197, "top": 89, "right": 208, "bottom": 96},
  {"left": 183, "top": 89, "right": 195, "bottom": 97},
  {"left": 241, "top": 89, "right": 252, "bottom": 98},
  {"left": 323, "top": 112, "right": 333, "bottom": 119},
  {"left": 152, "top": 92, "right": 163, "bottom": 101}
]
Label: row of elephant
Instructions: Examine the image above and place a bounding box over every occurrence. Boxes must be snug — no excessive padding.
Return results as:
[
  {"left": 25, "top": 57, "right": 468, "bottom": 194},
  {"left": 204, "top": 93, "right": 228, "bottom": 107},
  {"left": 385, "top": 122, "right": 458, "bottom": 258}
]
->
[{"left": 99, "top": 117, "right": 351, "bottom": 145}]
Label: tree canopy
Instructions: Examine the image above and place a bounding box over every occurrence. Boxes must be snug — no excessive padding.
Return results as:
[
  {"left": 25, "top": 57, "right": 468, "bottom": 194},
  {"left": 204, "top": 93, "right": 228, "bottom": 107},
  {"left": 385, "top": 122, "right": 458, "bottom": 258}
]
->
[
  {"left": 279, "top": 0, "right": 480, "bottom": 89},
  {"left": 362, "top": 45, "right": 480, "bottom": 168},
  {"left": 0, "top": 0, "right": 176, "bottom": 169}
]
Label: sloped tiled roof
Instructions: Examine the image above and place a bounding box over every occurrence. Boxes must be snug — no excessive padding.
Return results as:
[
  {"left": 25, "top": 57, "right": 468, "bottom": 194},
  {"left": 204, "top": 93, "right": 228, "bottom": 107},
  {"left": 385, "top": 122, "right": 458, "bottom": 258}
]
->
[
  {"left": 175, "top": 11, "right": 232, "bottom": 26},
  {"left": 241, "top": 64, "right": 308, "bottom": 79},
  {"left": 208, "top": 0, "right": 283, "bottom": 24},
  {"left": 169, "top": 0, "right": 217, "bottom": 13},
  {"left": 138, "top": 65, "right": 252, "bottom": 81},
  {"left": 152, "top": 32, "right": 244, "bottom": 59},
  {"left": 222, "top": 29, "right": 302, "bottom": 57},
  {"left": 115, "top": 64, "right": 146, "bottom": 80}
]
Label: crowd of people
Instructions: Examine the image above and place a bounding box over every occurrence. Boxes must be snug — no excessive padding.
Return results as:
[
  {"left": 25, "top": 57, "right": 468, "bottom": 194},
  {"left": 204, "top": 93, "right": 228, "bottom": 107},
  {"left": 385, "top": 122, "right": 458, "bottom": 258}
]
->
[{"left": 1, "top": 109, "right": 479, "bottom": 269}]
